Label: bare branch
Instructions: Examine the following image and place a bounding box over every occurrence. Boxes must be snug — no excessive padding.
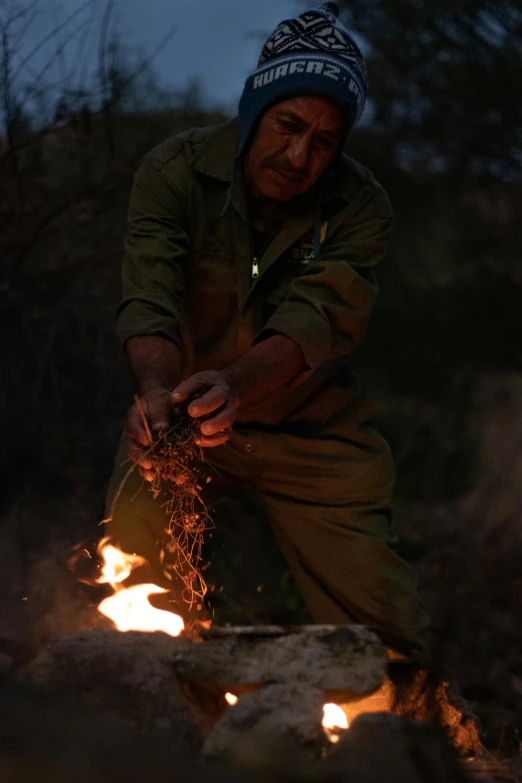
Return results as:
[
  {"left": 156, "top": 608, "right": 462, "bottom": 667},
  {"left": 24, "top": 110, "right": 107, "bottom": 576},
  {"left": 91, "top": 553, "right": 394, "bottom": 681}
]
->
[
  {"left": 18, "top": 18, "right": 92, "bottom": 94},
  {"left": 10, "top": 68, "right": 105, "bottom": 98},
  {"left": 50, "top": 0, "right": 71, "bottom": 93},
  {"left": 118, "top": 23, "right": 177, "bottom": 94},
  {"left": 15, "top": 19, "right": 177, "bottom": 104},
  {"left": 10, "top": 3, "right": 39, "bottom": 52},
  {"left": 68, "top": 0, "right": 99, "bottom": 92},
  {"left": 97, "top": 0, "right": 114, "bottom": 100},
  {"left": 11, "top": 0, "right": 95, "bottom": 82},
  {"left": 1, "top": 1, "right": 38, "bottom": 32}
]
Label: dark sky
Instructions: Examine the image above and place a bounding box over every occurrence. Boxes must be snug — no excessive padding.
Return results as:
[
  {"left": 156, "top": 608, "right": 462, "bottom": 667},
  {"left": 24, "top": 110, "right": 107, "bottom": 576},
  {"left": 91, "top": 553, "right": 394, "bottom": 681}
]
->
[
  {"left": 119, "top": 0, "right": 301, "bottom": 108},
  {"left": 17, "top": 0, "right": 306, "bottom": 114}
]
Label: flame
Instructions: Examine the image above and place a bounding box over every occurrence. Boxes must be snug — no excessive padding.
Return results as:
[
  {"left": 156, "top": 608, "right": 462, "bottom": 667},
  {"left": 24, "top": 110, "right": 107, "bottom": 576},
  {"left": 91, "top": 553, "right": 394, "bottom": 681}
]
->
[
  {"left": 96, "top": 538, "right": 184, "bottom": 637},
  {"left": 322, "top": 703, "right": 348, "bottom": 743},
  {"left": 225, "top": 692, "right": 238, "bottom": 706},
  {"left": 96, "top": 538, "right": 146, "bottom": 584}
]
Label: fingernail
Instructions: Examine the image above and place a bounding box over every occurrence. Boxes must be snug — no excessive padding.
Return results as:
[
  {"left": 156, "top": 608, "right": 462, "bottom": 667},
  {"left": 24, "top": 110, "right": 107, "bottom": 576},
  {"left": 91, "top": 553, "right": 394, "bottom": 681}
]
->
[{"left": 172, "top": 392, "right": 181, "bottom": 400}]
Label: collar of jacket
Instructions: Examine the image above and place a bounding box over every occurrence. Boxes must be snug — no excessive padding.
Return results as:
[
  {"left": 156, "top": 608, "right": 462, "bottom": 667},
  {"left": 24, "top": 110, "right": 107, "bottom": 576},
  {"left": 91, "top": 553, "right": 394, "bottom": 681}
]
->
[{"left": 188, "top": 116, "right": 357, "bottom": 210}]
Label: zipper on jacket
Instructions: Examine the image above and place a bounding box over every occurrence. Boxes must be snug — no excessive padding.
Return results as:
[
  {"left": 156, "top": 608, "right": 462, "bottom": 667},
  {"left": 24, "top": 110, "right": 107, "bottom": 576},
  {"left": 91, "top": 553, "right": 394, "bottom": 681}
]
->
[{"left": 245, "top": 208, "right": 260, "bottom": 281}]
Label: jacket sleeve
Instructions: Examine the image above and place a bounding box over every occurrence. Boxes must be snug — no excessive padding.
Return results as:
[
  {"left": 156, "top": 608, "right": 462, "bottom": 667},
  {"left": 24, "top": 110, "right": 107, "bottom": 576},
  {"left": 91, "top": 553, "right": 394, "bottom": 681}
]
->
[
  {"left": 255, "top": 182, "right": 393, "bottom": 382},
  {"left": 116, "top": 156, "right": 188, "bottom": 350}
]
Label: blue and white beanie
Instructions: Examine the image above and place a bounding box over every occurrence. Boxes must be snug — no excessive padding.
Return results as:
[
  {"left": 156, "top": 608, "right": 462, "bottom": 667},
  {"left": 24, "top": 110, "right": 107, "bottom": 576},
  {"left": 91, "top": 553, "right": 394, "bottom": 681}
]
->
[{"left": 237, "top": 3, "right": 368, "bottom": 153}]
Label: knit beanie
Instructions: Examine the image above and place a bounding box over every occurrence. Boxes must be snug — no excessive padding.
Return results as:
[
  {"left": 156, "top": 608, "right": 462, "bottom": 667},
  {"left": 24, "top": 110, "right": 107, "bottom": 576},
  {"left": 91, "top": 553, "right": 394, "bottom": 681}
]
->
[{"left": 237, "top": 2, "right": 368, "bottom": 154}]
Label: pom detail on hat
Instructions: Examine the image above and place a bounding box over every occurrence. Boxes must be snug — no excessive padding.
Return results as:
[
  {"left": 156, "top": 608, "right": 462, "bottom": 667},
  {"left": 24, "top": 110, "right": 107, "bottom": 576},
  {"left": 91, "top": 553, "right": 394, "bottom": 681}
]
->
[{"left": 323, "top": 2, "right": 340, "bottom": 17}]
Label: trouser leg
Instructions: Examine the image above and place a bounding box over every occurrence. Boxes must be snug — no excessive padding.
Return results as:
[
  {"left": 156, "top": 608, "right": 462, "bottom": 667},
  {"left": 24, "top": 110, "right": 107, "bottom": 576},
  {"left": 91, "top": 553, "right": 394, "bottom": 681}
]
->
[
  {"left": 104, "top": 433, "right": 241, "bottom": 628},
  {"left": 248, "top": 405, "right": 430, "bottom": 654},
  {"left": 103, "top": 401, "right": 429, "bottom": 652}
]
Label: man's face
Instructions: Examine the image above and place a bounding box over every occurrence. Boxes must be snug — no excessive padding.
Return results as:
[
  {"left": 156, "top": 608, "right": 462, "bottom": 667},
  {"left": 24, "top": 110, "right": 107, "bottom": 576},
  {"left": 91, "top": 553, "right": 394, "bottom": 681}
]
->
[{"left": 244, "top": 95, "right": 344, "bottom": 203}]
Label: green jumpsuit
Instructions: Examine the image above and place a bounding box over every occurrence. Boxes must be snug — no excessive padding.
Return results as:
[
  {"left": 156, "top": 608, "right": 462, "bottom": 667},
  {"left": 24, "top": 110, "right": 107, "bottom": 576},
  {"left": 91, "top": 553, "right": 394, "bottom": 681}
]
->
[{"left": 106, "top": 118, "right": 429, "bottom": 653}]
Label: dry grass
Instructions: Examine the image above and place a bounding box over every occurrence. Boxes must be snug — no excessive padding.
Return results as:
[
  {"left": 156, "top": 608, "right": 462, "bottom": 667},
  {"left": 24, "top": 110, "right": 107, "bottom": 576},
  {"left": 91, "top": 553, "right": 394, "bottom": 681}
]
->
[{"left": 135, "top": 394, "right": 212, "bottom": 611}]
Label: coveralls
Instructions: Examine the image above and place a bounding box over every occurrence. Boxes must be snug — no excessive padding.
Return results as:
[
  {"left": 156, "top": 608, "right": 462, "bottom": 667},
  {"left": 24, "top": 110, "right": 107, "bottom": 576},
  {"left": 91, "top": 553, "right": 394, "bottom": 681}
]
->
[{"left": 106, "top": 118, "right": 429, "bottom": 652}]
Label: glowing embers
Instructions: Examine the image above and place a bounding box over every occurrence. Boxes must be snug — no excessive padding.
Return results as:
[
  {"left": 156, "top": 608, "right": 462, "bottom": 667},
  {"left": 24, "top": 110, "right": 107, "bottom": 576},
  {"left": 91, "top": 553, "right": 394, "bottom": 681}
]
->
[
  {"left": 223, "top": 691, "right": 348, "bottom": 744},
  {"left": 96, "top": 537, "right": 184, "bottom": 637}
]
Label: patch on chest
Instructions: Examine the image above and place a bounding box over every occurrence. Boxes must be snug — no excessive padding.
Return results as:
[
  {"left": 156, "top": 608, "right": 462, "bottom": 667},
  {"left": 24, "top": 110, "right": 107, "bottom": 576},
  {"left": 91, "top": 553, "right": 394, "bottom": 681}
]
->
[{"left": 291, "top": 221, "right": 328, "bottom": 264}]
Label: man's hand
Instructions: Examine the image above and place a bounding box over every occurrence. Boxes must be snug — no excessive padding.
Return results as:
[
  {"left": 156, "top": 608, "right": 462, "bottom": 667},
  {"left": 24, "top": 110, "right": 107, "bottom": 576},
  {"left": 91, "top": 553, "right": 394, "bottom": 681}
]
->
[
  {"left": 126, "top": 387, "right": 173, "bottom": 481},
  {"left": 172, "top": 370, "right": 238, "bottom": 448},
  {"left": 170, "top": 337, "right": 305, "bottom": 447}
]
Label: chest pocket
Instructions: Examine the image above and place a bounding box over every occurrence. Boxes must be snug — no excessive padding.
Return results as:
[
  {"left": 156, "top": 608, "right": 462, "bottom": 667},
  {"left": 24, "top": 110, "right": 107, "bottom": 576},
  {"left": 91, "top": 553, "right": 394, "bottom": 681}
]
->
[{"left": 264, "top": 228, "right": 317, "bottom": 306}]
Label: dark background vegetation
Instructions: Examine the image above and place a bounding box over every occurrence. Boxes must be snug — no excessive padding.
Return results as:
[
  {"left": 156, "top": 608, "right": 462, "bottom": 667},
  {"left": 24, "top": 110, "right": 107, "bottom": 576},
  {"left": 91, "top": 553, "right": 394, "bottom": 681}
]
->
[{"left": 1, "top": 0, "right": 522, "bottom": 752}]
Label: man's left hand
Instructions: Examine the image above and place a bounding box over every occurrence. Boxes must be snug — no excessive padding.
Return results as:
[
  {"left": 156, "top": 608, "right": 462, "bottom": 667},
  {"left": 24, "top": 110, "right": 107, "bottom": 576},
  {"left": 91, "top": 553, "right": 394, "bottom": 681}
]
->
[{"left": 171, "top": 370, "right": 238, "bottom": 447}]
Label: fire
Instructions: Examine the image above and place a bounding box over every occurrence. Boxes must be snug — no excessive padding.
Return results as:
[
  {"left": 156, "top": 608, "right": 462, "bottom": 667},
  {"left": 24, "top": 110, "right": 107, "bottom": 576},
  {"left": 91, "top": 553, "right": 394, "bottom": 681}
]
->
[
  {"left": 96, "top": 540, "right": 146, "bottom": 584},
  {"left": 96, "top": 538, "right": 184, "bottom": 637},
  {"left": 223, "top": 695, "right": 349, "bottom": 739},
  {"left": 322, "top": 703, "right": 348, "bottom": 743}
]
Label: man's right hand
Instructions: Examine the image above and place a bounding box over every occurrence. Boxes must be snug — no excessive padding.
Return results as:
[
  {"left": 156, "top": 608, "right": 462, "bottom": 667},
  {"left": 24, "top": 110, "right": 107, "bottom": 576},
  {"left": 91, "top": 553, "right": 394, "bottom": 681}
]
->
[{"left": 126, "top": 387, "right": 172, "bottom": 482}]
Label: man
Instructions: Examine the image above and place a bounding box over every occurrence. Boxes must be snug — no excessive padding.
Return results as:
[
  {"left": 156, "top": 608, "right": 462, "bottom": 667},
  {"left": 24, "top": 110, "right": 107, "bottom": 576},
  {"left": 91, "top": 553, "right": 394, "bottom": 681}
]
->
[{"left": 106, "top": 3, "right": 429, "bottom": 654}]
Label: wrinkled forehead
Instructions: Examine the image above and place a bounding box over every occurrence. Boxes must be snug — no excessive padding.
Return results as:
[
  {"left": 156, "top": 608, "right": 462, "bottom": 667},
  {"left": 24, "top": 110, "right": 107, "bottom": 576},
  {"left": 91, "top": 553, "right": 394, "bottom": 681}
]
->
[{"left": 262, "top": 94, "right": 346, "bottom": 133}]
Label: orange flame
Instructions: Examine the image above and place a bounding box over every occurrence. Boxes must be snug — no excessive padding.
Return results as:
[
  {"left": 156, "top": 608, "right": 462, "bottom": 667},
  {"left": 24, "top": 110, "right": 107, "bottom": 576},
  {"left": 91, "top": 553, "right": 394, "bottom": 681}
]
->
[
  {"left": 224, "top": 695, "right": 348, "bottom": 739},
  {"left": 322, "top": 703, "right": 348, "bottom": 743},
  {"left": 96, "top": 538, "right": 184, "bottom": 637},
  {"left": 96, "top": 539, "right": 146, "bottom": 584}
]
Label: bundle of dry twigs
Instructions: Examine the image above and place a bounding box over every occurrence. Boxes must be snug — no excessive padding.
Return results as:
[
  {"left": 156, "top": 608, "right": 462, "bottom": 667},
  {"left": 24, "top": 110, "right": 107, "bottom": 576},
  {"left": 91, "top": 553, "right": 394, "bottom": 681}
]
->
[{"left": 134, "top": 393, "right": 212, "bottom": 611}]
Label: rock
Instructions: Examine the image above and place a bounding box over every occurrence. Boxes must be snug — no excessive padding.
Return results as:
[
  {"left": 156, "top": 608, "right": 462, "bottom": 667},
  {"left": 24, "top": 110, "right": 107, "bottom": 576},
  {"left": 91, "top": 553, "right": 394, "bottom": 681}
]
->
[
  {"left": 21, "top": 629, "right": 204, "bottom": 744},
  {"left": 15, "top": 627, "right": 487, "bottom": 782},
  {"left": 0, "top": 676, "right": 258, "bottom": 783},
  {"left": 322, "top": 712, "right": 473, "bottom": 783},
  {"left": 204, "top": 682, "right": 326, "bottom": 760},
  {"left": 19, "top": 624, "right": 387, "bottom": 751},
  {"left": 173, "top": 625, "right": 387, "bottom": 699}
]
